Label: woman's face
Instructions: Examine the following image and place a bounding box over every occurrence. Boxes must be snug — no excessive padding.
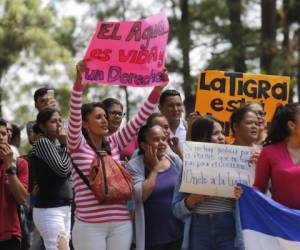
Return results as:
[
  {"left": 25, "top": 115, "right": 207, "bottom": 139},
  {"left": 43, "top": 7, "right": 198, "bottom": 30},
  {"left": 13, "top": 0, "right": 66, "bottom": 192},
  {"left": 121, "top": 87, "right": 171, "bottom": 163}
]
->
[
  {"left": 288, "top": 108, "right": 300, "bottom": 139},
  {"left": 84, "top": 107, "right": 109, "bottom": 137},
  {"left": 249, "top": 103, "right": 265, "bottom": 130},
  {"left": 234, "top": 111, "right": 259, "bottom": 144},
  {"left": 210, "top": 122, "right": 225, "bottom": 144},
  {"left": 151, "top": 116, "right": 171, "bottom": 139},
  {"left": 107, "top": 104, "right": 123, "bottom": 133},
  {"left": 40, "top": 112, "right": 62, "bottom": 139},
  {"left": 142, "top": 126, "right": 168, "bottom": 159}
]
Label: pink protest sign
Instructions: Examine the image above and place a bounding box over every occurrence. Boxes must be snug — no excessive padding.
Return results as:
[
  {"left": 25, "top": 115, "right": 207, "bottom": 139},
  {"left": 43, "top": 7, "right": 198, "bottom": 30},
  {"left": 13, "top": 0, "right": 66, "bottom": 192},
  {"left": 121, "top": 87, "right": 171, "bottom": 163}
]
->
[{"left": 84, "top": 12, "right": 169, "bottom": 87}]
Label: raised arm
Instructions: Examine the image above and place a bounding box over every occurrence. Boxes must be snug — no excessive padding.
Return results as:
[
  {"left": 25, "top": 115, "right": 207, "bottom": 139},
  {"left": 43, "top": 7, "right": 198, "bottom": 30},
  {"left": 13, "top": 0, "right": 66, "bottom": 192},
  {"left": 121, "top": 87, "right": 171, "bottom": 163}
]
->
[
  {"left": 35, "top": 137, "right": 71, "bottom": 177},
  {"left": 109, "top": 70, "right": 169, "bottom": 150},
  {"left": 67, "top": 61, "right": 85, "bottom": 150}
]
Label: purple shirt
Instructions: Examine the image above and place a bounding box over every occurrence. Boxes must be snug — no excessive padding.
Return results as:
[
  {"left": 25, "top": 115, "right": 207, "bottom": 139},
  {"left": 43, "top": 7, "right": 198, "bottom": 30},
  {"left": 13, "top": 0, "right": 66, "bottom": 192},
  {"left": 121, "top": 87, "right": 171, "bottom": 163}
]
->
[{"left": 144, "top": 165, "right": 183, "bottom": 247}]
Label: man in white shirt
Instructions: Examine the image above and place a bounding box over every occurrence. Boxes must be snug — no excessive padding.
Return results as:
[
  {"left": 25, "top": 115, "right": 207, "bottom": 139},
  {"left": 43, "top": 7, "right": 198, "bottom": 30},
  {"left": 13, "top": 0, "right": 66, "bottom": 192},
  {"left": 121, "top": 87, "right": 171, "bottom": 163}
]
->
[{"left": 159, "top": 89, "right": 187, "bottom": 151}]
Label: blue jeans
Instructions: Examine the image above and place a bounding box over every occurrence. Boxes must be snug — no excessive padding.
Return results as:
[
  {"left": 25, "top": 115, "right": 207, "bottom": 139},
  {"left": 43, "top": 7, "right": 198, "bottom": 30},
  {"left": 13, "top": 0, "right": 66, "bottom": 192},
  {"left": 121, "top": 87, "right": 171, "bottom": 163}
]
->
[{"left": 190, "top": 212, "right": 237, "bottom": 250}]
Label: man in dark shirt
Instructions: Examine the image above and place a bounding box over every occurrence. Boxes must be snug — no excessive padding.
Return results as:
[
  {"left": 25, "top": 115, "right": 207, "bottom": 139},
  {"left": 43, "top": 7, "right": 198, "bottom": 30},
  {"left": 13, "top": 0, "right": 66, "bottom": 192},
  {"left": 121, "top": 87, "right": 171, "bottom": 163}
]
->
[{"left": 0, "top": 119, "right": 28, "bottom": 250}]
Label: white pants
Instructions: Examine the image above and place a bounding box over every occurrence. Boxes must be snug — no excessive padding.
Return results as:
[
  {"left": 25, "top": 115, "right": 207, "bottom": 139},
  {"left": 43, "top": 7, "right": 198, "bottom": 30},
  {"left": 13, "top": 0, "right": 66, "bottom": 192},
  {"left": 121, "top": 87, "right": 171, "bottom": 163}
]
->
[
  {"left": 72, "top": 219, "right": 132, "bottom": 250},
  {"left": 33, "top": 206, "right": 71, "bottom": 250}
]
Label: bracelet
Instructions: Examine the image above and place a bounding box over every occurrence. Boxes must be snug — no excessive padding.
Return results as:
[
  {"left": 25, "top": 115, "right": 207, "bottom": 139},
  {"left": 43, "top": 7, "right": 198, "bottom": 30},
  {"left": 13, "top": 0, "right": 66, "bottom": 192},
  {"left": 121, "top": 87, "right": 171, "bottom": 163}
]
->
[{"left": 5, "top": 165, "right": 17, "bottom": 175}]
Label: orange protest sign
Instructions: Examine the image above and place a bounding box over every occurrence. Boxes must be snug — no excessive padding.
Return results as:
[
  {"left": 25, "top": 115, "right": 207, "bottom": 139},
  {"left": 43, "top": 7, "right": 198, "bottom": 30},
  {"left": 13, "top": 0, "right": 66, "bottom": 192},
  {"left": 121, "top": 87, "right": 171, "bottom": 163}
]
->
[{"left": 195, "top": 71, "right": 290, "bottom": 137}]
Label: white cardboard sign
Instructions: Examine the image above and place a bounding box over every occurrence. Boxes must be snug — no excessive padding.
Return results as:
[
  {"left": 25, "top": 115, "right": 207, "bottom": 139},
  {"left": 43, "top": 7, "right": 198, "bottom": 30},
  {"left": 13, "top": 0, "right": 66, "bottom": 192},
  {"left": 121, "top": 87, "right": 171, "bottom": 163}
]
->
[{"left": 180, "top": 141, "right": 256, "bottom": 198}]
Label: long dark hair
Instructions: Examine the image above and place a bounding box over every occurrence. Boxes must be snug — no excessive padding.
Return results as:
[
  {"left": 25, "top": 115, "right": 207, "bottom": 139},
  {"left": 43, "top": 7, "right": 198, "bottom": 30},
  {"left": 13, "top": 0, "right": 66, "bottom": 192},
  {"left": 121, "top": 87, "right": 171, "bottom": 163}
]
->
[
  {"left": 265, "top": 103, "right": 300, "bottom": 145},
  {"left": 191, "top": 116, "right": 221, "bottom": 143},
  {"left": 81, "top": 102, "right": 111, "bottom": 154},
  {"left": 36, "top": 108, "right": 59, "bottom": 134}
]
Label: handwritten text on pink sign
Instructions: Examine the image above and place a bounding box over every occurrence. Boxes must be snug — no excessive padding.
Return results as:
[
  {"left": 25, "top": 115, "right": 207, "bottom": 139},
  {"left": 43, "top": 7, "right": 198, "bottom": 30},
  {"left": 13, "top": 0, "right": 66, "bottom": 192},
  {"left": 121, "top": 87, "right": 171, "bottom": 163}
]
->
[{"left": 84, "top": 12, "right": 169, "bottom": 87}]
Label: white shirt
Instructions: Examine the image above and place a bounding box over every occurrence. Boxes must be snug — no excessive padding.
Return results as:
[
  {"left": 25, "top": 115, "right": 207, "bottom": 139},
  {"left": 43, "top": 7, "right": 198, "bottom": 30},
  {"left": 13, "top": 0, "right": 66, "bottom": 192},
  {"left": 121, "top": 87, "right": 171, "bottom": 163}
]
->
[{"left": 170, "top": 119, "right": 187, "bottom": 151}]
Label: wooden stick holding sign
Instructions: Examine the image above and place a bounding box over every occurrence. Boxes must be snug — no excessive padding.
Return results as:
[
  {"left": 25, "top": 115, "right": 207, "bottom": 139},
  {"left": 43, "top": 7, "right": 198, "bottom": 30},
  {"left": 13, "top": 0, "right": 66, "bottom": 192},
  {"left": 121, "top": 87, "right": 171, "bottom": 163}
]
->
[{"left": 180, "top": 141, "right": 256, "bottom": 198}]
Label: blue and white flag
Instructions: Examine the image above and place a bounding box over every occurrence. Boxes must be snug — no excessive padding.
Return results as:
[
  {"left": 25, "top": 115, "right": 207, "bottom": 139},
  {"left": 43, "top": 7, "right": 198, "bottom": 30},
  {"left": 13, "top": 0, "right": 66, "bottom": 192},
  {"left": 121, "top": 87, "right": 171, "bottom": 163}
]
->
[{"left": 238, "top": 184, "right": 300, "bottom": 250}]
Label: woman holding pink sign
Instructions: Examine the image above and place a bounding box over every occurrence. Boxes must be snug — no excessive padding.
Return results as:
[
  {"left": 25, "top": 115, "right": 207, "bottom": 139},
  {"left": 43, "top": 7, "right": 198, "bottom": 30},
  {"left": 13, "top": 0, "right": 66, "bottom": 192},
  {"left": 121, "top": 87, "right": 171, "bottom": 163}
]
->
[{"left": 68, "top": 60, "right": 168, "bottom": 250}]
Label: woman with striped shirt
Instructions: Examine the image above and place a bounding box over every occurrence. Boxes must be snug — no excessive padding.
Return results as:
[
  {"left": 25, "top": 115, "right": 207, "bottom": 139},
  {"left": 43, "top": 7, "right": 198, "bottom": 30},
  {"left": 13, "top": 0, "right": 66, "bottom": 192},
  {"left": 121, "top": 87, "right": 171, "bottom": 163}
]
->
[
  {"left": 173, "top": 116, "right": 239, "bottom": 250},
  {"left": 68, "top": 61, "right": 167, "bottom": 250},
  {"left": 31, "top": 108, "right": 73, "bottom": 250}
]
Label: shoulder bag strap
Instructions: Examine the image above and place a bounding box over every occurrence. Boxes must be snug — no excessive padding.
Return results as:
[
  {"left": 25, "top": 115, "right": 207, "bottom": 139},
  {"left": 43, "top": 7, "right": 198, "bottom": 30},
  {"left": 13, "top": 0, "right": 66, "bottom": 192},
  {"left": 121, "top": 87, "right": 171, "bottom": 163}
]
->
[
  {"left": 71, "top": 158, "right": 91, "bottom": 190},
  {"left": 86, "top": 139, "right": 109, "bottom": 195},
  {"left": 95, "top": 151, "right": 108, "bottom": 195}
]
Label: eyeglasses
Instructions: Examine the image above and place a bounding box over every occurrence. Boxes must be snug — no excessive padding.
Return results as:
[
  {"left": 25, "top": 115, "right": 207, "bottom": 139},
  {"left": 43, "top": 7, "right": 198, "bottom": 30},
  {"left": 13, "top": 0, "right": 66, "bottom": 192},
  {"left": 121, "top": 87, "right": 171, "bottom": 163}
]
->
[
  {"left": 108, "top": 111, "right": 126, "bottom": 118},
  {"left": 256, "top": 110, "right": 265, "bottom": 117}
]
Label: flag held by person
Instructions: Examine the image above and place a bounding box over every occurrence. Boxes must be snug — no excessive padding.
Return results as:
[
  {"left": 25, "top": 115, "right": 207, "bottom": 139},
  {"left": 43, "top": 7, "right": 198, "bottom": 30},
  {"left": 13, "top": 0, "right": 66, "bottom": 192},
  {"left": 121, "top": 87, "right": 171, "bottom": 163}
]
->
[{"left": 238, "top": 184, "right": 300, "bottom": 250}]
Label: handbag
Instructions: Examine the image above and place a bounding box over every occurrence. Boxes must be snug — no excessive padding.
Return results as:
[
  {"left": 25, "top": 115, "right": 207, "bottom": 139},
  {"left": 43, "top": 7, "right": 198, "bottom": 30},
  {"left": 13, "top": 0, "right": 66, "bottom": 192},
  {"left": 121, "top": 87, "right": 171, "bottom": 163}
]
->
[{"left": 72, "top": 149, "right": 133, "bottom": 204}]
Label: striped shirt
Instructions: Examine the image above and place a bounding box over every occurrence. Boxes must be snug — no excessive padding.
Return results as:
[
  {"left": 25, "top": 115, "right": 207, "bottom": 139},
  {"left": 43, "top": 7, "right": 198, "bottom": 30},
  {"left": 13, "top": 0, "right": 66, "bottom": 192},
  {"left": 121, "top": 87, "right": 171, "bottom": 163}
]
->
[
  {"left": 192, "top": 196, "right": 234, "bottom": 214},
  {"left": 33, "top": 137, "right": 71, "bottom": 177},
  {"left": 68, "top": 82, "right": 160, "bottom": 223},
  {"left": 32, "top": 136, "right": 73, "bottom": 207}
]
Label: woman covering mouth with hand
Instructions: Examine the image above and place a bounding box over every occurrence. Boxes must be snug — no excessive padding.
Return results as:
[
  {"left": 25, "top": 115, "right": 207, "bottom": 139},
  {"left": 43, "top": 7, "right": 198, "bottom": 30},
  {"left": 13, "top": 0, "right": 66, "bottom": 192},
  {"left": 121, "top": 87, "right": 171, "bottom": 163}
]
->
[{"left": 127, "top": 124, "right": 183, "bottom": 250}]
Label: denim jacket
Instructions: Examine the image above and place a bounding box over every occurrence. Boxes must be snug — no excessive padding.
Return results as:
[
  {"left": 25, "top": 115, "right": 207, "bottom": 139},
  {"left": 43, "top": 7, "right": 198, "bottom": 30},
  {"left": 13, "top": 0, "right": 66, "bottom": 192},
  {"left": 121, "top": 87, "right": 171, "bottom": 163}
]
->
[{"left": 172, "top": 170, "right": 245, "bottom": 250}]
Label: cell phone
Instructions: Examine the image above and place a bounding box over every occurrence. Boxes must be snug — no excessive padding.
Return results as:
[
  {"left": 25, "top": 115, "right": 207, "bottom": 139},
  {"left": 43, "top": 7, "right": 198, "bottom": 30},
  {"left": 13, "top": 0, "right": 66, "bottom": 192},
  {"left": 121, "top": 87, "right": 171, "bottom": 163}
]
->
[{"left": 47, "top": 89, "right": 55, "bottom": 98}]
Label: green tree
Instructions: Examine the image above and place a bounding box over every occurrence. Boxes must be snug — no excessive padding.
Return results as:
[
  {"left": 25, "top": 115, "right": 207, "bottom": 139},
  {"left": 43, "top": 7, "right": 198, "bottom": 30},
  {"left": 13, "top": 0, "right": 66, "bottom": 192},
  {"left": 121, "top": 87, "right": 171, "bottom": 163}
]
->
[
  {"left": 260, "top": 0, "right": 277, "bottom": 74},
  {"left": 0, "top": 0, "right": 75, "bottom": 116}
]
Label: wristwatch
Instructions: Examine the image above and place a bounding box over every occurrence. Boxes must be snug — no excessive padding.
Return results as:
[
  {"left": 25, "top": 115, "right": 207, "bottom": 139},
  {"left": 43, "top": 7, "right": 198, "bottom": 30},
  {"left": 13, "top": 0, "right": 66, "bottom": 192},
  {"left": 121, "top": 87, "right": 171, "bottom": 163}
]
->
[{"left": 5, "top": 165, "right": 17, "bottom": 175}]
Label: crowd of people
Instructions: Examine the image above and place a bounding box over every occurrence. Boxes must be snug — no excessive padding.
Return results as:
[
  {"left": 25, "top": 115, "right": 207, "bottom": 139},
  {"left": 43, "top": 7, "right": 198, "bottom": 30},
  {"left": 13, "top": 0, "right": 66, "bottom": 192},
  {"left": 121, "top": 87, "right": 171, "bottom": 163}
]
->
[{"left": 1, "top": 59, "right": 300, "bottom": 250}]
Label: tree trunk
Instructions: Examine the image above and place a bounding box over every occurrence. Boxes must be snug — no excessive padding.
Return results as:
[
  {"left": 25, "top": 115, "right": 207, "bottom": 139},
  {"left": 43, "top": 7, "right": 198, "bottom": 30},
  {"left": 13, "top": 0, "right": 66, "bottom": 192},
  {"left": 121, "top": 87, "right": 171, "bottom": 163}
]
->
[
  {"left": 282, "top": 0, "right": 293, "bottom": 102},
  {"left": 179, "top": 0, "right": 195, "bottom": 116},
  {"left": 119, "top": 0, "right": 130, "bottom": 122},
  {"left": 0, "top": 87, "right": 2, "bottom": 117},
  {"left": 260, "top": 0, "right": 277, "bottom": 73},
  {"left": 297, "top": 28, "right": 300, "bottom": 102},
  {"left": 0, "top": 73, "right": 3, "bottom": 117},
  {"left": 121, "top": 86, "right": 130, "bottom": 122},
  {"left": 282, "top": 0, "right": 290, "bottom": 51},
  {"left": 227, "top": 0, "right": 247, "bottom": 72}
]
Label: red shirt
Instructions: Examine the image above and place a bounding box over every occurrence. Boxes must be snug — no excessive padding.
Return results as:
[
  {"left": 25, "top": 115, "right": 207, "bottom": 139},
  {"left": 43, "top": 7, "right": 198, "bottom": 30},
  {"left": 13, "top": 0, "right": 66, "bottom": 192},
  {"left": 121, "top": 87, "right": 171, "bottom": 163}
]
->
[
  {"left": 254, "top": 142, "right": 300, "bottom": 209},
  {"left": 0, "top": 158, "right": 28, "bottom": 241}
]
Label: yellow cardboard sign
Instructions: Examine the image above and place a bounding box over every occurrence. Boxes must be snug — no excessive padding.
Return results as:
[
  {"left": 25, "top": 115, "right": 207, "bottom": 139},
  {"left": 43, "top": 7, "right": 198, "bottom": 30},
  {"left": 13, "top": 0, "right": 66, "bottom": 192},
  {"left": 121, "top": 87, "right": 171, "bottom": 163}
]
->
[{"left": 195, "top": 71, "right": 290, "bottom": 136}]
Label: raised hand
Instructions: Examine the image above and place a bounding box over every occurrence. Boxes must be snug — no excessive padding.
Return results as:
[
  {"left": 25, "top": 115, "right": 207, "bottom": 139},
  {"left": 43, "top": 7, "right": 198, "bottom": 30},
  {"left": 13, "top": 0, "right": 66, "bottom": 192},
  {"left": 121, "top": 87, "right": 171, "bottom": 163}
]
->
[
  {"left": 186, "top": 111, "right": 202, "bottom": 141},
  {"left": 57, "top": 122, "right": 67, "bottom": 145},
  {"left": 154, "top": 68, "right": 169, "bottom": 94},
  {"left": 47, "top": 96, "right": 57, "bottom": 109},
  {"left": 75, "top": 59, "right": 90, "bottom": 85},
  {"left": 187, "top": 111, "right": 201, "bottom": 127}
]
